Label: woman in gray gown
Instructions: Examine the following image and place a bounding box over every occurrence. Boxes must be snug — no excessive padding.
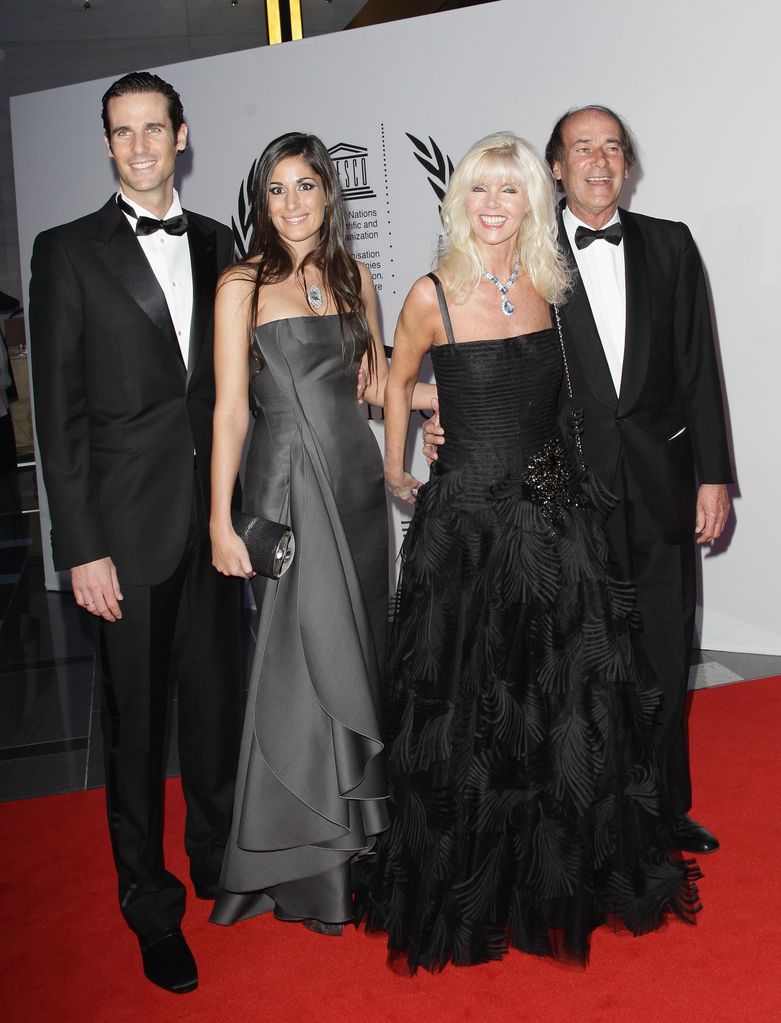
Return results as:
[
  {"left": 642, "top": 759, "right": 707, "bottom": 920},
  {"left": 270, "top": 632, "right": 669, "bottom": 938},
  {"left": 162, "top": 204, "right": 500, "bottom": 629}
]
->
[{"left": 209, "top": 133, "right": 433, "bottom": 933}]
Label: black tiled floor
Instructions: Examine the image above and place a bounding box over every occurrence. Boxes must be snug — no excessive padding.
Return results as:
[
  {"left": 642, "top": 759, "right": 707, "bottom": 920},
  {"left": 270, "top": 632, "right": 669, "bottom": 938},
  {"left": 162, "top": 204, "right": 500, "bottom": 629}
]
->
[
  {"left": 0, "top": 658, "right": 95, "bottom": 751},
  {"left": 0, "top": 747, "right": 89, "bottom": 800}
]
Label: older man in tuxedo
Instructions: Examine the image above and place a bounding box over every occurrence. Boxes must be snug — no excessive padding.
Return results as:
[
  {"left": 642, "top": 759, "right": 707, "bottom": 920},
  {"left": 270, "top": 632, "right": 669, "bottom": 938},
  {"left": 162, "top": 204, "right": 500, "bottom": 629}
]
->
[
  {"left": 30, "top": 72, "right": 242, "bottom": 994},
  {"left": 424, "top": 105, "right": 732, "bottom": 854}
]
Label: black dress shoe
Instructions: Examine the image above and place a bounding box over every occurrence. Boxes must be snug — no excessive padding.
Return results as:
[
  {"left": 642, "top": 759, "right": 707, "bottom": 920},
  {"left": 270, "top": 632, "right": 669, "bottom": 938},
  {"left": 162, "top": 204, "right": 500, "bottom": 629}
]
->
[
  {"left": 140, "top": 930, "right": 198, "bottom": 994},
  {"left": 673, "top": 815, "right": 720, "bottom": 854},
  {"left": 194, "top": 882, "right": 220, "bottom": 900}
]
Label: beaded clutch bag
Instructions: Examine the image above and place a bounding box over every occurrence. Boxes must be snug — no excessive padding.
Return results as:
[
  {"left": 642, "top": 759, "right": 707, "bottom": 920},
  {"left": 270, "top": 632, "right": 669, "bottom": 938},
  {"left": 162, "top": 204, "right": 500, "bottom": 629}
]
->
[{"left": 231, "top": 511, "right": 295, "bottom": 579}]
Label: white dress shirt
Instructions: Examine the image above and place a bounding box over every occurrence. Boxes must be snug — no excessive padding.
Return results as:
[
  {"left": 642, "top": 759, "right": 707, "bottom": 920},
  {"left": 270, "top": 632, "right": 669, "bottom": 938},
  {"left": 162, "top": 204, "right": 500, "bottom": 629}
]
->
[
  {"left": 118, "top": 190, "right": 193, "bottom": 368},
  {"left": 562, "top": 205, "right": 626, "bottom": 396}
]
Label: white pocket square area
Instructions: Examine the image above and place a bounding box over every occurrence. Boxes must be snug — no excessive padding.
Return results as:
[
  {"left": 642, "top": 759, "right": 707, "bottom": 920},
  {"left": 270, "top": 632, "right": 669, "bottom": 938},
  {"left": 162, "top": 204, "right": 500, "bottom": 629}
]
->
[{"left": 668, "top": 426, "right": 686, "bottom": 441}]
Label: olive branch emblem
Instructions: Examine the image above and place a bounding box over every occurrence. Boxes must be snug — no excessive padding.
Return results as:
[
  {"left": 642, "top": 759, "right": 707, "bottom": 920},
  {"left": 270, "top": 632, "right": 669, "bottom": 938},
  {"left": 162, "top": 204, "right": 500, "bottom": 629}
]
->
[
  {"left": 232, "top": 158, "right": 257, "bottom": 259},
  {"left": 406, "top": 133, "right": 454, "bottom": 211}
]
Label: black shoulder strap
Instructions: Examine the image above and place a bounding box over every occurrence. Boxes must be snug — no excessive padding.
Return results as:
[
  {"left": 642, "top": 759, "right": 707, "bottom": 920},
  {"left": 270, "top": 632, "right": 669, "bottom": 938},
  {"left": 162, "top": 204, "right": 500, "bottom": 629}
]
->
[{"left": 426, "top": 272, "right": 456, "bottom": 345}]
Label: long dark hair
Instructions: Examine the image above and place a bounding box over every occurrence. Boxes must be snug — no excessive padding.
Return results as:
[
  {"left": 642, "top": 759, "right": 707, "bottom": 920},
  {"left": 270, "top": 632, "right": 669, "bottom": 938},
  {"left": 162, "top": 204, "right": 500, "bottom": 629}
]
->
[{"left": 241, "top": 132, "right": 374, "bottom": 379}]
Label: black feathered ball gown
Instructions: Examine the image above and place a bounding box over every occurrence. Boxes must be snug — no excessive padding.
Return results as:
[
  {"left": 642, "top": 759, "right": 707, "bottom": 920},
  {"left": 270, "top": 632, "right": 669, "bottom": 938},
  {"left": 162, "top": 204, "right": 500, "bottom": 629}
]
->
[{"left": 354, "top": 279, "right": 701, "bottom": 972}]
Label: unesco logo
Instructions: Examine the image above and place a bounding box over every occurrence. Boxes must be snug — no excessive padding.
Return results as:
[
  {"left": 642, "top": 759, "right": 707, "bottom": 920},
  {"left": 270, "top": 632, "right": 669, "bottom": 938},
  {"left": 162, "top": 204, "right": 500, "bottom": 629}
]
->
[
  {"left": 232, "top": 158, "right": 257, "bottom": 259},
  {"left": 407, "top": 133, "right": 454, "bottom": 211},
  {"left": 328, "top": 143, "right": 376, "bottom": 201}
]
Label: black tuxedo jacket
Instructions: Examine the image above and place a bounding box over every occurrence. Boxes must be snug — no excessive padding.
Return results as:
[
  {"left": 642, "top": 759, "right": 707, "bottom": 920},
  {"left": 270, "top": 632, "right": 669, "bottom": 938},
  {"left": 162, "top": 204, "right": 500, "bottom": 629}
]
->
[
  {"left": 30, "top": 196, "right": 235, "bottom": 584},
  {"left": 557, "top": 207, "right": 733, "bottom": 542}
]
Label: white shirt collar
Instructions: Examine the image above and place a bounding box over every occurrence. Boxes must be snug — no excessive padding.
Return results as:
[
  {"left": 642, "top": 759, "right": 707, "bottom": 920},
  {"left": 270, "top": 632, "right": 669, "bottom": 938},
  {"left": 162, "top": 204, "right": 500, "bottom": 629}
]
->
[
  {"left": 117, "top": 188, "right": 183, "bottom": 222},
  {"left": 562, "top": 204, "right": 621, "bottom": 237}
]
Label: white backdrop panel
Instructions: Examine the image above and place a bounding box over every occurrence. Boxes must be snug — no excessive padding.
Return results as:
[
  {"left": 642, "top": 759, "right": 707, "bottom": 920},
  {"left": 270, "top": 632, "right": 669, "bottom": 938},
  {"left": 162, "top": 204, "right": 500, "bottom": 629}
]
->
[{"left": 11, "top": 0, "right": 781, "bottom": 651}]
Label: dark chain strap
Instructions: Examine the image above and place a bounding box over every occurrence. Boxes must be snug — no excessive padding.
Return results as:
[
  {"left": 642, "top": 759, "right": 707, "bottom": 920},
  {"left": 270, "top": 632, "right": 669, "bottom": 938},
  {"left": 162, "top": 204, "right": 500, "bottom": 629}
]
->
[{"left": 553, "top": 304, "right": 584, "bottom": 464}]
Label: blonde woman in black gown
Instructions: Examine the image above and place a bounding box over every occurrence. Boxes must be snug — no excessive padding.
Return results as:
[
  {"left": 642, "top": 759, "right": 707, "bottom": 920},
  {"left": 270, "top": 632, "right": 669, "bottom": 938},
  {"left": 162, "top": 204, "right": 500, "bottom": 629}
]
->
[
  {"left": 209, "top": 133, "right": 434, "bottom": 934},
  {"left": 355, "top": 132, "right": 701, "bottom": 971}
]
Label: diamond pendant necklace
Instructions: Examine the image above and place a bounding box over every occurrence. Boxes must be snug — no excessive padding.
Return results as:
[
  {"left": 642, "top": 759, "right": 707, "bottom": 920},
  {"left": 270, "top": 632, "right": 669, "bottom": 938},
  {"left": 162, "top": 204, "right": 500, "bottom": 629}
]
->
[
  {"left": 481, "top": 254, "right": 520, "bottom": 316},
  {"left": 306, "top": 280, "right": 323, "bottom": 311}
]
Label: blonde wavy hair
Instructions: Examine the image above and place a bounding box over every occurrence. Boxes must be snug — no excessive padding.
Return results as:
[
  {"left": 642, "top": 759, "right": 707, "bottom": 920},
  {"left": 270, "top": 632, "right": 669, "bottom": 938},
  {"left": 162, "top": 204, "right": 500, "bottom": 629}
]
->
[{"left": 437, "top": 131, "right": 569, "bottom": 304}]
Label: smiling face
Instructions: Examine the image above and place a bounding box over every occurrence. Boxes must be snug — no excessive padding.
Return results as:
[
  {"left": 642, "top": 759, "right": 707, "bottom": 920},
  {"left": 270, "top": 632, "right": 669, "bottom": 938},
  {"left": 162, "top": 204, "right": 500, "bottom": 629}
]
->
[
  {"left": 267, "top": 155, "right": 326, "bottom": 257},
  {"left": 551, "top": 109, "right": 628, "bottom": 228},
  {"left": 465, "top": 172, "right": 530, "bottom": 251},
  {"left": 104, "top": 91, "right": 187, "bottom": 218}
]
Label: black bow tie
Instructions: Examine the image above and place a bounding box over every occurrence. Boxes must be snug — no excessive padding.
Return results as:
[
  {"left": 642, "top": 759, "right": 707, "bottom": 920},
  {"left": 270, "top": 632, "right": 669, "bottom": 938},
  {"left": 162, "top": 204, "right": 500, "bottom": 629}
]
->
[
  {"left": 574, "top": 222, "right": 623, "bottom": 249},
  {"left": 117, "top": 194, "right": 189, "bottom": 237}
]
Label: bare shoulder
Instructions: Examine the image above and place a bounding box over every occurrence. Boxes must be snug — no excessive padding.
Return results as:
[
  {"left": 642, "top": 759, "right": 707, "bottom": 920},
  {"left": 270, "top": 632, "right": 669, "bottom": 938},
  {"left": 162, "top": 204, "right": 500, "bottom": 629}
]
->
[
  {"left": 399, "top": 274, "right": 442, "bottom": 324},
  {"left": 217, "top": 259, "right": 257, "bottom": 297},
  {"left": 215, "top": 261, "right": 258, "bottom": 328},
  {"left": 392, "top": 274, "right": 442, "bottom": 353}
]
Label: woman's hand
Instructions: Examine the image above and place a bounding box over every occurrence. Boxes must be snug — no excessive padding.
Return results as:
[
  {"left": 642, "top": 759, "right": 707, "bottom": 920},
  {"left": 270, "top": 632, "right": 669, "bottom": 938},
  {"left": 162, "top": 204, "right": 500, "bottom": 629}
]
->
[
  {"left": 211, "top": 525, "right": 255, "bottom": 578},
  {"left": 385, "top": 470, "right": 422, "bottom": 504}
]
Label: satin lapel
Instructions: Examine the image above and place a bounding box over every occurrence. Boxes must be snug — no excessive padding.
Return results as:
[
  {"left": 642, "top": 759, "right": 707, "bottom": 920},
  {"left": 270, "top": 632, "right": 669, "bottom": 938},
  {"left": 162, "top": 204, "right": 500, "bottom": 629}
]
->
[
  {"left": 89, "top": 199, "right": 180, "bottom": 360},
  {"left": 558, "top": 215, "right": 618, "bottom": 409},
  {"left": 617, "top": 210, "right": 651, "bottom": 414},
  {"left": 186, "top": 214, "right": 218, "bottom": 386}
]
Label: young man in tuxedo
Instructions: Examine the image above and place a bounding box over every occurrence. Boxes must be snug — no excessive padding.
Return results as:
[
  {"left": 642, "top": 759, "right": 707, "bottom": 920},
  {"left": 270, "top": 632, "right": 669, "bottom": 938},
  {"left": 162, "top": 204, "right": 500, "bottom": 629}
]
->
[
  {"left": 423, "top": 105, "right": 732, "bottom": 854},
  {"left": 29, "top": 72, "right": 243, "bottom": 994}
]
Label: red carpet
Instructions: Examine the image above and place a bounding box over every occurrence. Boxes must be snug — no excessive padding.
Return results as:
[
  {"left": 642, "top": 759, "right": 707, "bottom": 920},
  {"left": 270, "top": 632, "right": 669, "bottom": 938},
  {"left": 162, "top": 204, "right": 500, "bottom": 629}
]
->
[{"left": 2, "top": 676, "right": 780, "bottom": 1023}]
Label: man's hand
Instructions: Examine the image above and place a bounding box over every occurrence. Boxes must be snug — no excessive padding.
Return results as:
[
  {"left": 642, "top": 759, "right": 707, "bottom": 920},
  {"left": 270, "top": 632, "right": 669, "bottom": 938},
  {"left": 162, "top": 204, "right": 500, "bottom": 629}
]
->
[
  {"left": 695, "top": 483, "right": 730, "bottom": 544},
  {"left": 71, "top": 557, "right": 123, "bottom": 621},
  {"left": 422, "top": 397, "right": 444, "bottom": 465}
]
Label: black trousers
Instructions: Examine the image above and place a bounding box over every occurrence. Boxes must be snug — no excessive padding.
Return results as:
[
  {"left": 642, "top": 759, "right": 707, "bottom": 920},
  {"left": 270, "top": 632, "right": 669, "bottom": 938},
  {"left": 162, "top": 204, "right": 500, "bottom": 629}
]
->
[
  {"left": 97, "top": 486, "right": 243, "bottom": 941},
  {"left": 604, "top": 456, "right": 697, "bottom": 818}
]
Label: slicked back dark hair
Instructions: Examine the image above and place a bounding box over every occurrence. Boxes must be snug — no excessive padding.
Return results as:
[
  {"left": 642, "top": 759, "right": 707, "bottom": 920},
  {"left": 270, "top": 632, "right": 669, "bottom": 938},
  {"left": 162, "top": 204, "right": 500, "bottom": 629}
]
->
[
  {"left": 101, "top": 71, "right": 185, "bottom": 138},
  {"left": 240, "top": 131, "right": 374, "bottom": 379},
  {"left": 544, "top": 105, "right": 637, "bottom": 180}
]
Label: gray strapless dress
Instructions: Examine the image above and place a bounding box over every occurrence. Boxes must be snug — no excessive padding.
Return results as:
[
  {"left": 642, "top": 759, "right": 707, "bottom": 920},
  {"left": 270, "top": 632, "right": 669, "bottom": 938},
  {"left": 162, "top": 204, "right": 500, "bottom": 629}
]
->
[{"left": 211, "top": 315, "right": 389, "bottom": 926}]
